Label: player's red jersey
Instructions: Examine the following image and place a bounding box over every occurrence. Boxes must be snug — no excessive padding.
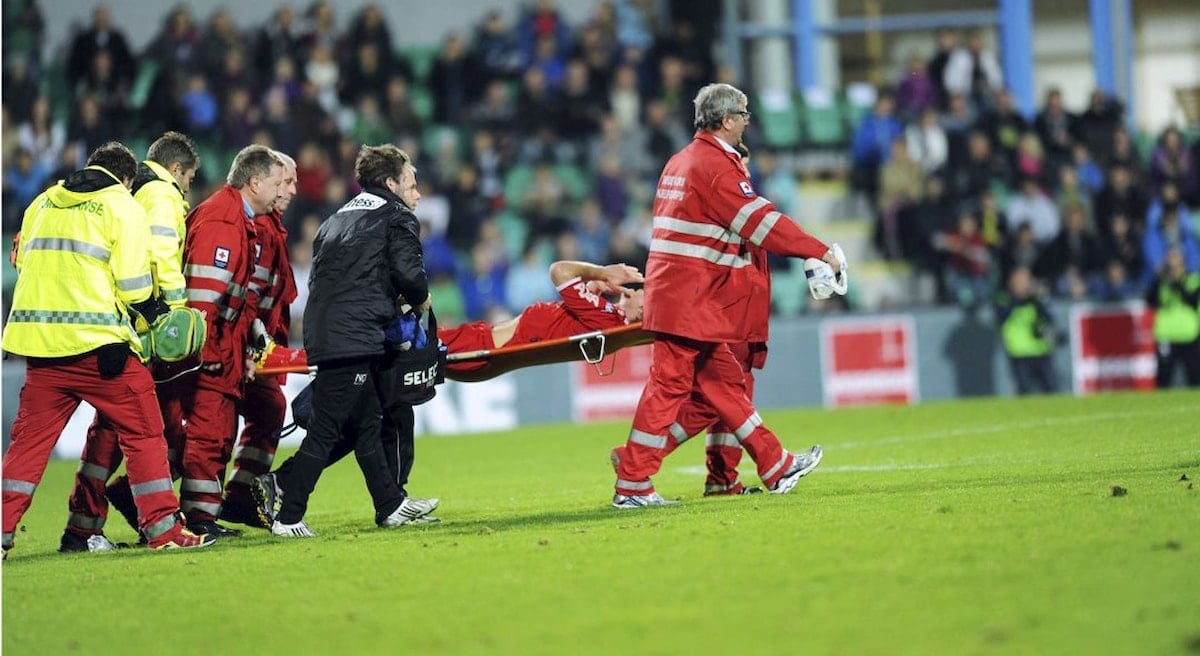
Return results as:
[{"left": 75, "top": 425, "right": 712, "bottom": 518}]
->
[{"left": 439, "top": 276, "right": 629, "bottom": 373}]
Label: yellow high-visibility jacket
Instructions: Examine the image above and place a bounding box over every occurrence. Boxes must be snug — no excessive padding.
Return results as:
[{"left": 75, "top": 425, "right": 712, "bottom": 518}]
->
[
  {"left": 133, "top": 159, "right": 189, "bottom": 307},
  {"left": 3, "top": 166, "right": 152, "bottom": 358}
]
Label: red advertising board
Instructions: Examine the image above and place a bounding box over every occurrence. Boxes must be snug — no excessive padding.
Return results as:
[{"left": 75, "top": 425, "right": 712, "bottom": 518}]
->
[
  {"left": 571, "top": 343, "right": 654, "bottom": 422},
  {"left": 820, "top": 316, "right": 918, "bottom": 407},
  {"left": 1069, "top": 301, "right": 1156, "bottom": 394}
]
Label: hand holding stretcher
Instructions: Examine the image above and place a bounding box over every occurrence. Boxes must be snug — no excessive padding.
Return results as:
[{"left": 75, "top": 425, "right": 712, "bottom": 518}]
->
[{"left": 256, "top": 322, "right": 653, "bottom": 382}]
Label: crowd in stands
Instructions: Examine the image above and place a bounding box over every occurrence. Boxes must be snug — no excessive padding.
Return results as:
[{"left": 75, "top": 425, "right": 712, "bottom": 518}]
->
[
  {"left": 4, "top": 2, "right": 1200, "bottom": 330},
  {"left": 852, "top": 28, "right": 1200, "bottom": 310}
]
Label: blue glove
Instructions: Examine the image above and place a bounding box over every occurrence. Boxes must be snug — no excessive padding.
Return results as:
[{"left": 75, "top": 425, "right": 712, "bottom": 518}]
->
[{"left": 384, "top": 312, "right": 427, "bottom": 350}]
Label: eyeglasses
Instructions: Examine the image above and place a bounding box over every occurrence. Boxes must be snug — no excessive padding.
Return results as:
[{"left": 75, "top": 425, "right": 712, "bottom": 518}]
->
[{"left": 732, "top": 110, "right": 752, "bottom": 120}]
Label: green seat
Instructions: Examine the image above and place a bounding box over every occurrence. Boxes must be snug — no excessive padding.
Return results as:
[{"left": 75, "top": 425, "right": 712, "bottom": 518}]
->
[
  {"left": 494, "top": 211, "right": 529, "bottom": 263},
  {"left": 801, "top": 96, "right": 847, "bottom": 147},
  {"left": 422, "top": 124, "right": 462, "bottom": 160},
  {"left": 409, "top": 85, "right": 435, "bottom": 123},
  {"left": 553, "top": 164, "right": 590, "bottom": 201},
  {"left": 399, "top": 46, "right": 441, "bottom": 85},
  {"left": 428, "top": 277, "right": 466, "bottom": 326},
  {"left": 40, "top": 61, "right": 72, "bottom": 124},
  {"left": 770, "top": 268, "right": 809, "bottom": 317},
  {"left": 503, "top": 165, "right": 536, "bottom": 207},
  {"left": 755, "top": 91, "right": 802, "bottom": 149},
  {"left": 129, "top": 60, "right": 160, "bottom": 110}
]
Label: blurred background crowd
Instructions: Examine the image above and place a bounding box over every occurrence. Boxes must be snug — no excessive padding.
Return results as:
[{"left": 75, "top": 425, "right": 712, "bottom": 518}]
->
[{"left": 3, "top": 0, "right": 1199, "bottom": 337}]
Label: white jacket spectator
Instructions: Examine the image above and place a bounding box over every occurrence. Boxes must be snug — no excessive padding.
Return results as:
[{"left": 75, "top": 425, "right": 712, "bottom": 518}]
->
[
  {"left": 904, "top": 108, "right": 949, "bottom": 175},
  {"left": 1007, "top": 178, "right": 1061, "bottom": 245},
  {"left": 943, "top": 31, "right": 1003, "bottom": 100}
]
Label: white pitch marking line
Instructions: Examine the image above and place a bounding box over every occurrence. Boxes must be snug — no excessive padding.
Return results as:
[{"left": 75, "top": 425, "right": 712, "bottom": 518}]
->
[{"left": 833, "top": 406, "right": 1198, "bottom": 450}]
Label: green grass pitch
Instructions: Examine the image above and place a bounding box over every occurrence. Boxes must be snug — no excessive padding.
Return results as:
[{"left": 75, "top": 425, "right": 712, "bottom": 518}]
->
[{"left": 3, "top": 390, "right": 1198, "bottom": 655}]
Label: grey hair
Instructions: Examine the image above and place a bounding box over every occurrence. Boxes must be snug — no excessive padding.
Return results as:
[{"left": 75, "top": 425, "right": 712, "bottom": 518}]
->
[
  {"left": 227, "top": 145, "right": 283, "bottom": 188},
  {"left": 271, "top": 149, "right": 296, "bottom": 169},
  {"left": 693, "top": 83, "right": 747, "bottom": 131}
]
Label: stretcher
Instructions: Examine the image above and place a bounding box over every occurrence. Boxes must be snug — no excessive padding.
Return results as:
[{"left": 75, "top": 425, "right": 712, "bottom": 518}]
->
[{"left": 256, "top": 322, "right": 653, "bottom": 382}]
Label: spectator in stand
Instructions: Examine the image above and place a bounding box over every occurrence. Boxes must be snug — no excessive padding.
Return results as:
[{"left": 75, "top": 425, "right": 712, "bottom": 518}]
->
[
  {"left": 198, "top": 10, "right": 243, "bottom": 80},
  {"left": 2, "top": 56, "right": 40, "bottom": 124},
  {"left": 2, "top": 148, "right": 49, "bottom": 231},
  {"left": 933, "top": 211, "right": 993, "bottom": 309},
  {"left": 345, "top": 4, "right": 397, "bottom": 68},
  {"left": 291, "top": 81, "right": 339, "bottom": 154},
  {"left": 904, "top": 175, "right": 956, "bottom": 276},
  {"left": 350, "top": 96, "right": 392, "bottom": 147},
  {"left": 521, "top": 162, "right": 570, "bottom": 243},
  {"left": 877, "top": 137, "right": 923, "bottom": 260},
  {"left": 517, "top": 67, "right": 560, "bottom": 137},
  {"left": 468, "top": 79, "right": 518, "bottom": 135},
  {"left": 262, "top": 87, "right": 300, "bottom": 154},
  {"left": 906, "top": 107, "right": 949, "bottom": 176},
  {"left": 341, "top": 43, "right": 390, "bottom": 108},
  {"left": 254, "top": 7, "right": 301, "bottom": 81},
  {"left": 926, "top": 28, "right": 959, "bottom": 110},
  {"left": 1072, "top": 143, "right": 1105, "bottom": 195},
  {"left": 573, "top": 198, "right": 613, "bottom": 263},
  {"left": 654, "top": 55, "right": 691, "bottom": 131},
  {"left": 608, "top": 65, "right": 642, "bottom": 134},
  {"left": 529, "top": 34, "right": 568, "bottom": 92},
  {"left": 1106, "top": 126, "right": 1144, "bottom": 184},
  {"left": 518, "top": 0, "right": 572, "bottom": 68},
  {"left": 1144, "top": 248, "right": 1200, "bottom": 387},
  {"left": 431, "top": 33, "right": 474, "bottom": 124},
  {"left": 999, "top": 223, "right": 1040, "bottom": 282},
  {"left": 180, "top": 73, "right": 219, "bottom": 134},
  {"left": 66, "top": 5, "right": 134, "bottom": 90},
  {"left": 594, "top": 155, "right": 629, "bottom": 224},
  {"left": 75, "top": 50, "right": 130, "bottom": 128},
  {"left": 894, "top": 54, "right": 936, "bottom": 122},
  {"left": 211, "top": 49, "right": 257, "bottom": 108},
  {"left": 941, "top": 93, "right": 977, "bottom": 175},
  {"left": 590, "top": 113, "right": 650, "bottom": 182},
  {"left": 17, "top": 95, "right": 65, "bottom": 173},
  {"left": 957, "top": 129, "right": 1011, "bottom": 200},
  {"left": 1100, "top": 212, "right": 1144, "bottom": 289},
  {"left": 304, "top": 44, "right": 341, "bottom": 113},
  {"left": 446, "top": 164, "right": 491, "bottom": 253},
  {"left": 944, "top": 29, "right": 1003, "bottom": 112},
  {"left": 1015, "top": 131, "right": 1046, "bottom": 186},
  {"left": 753, "top": 149, "right": 798, "bottom": 217},
  {"left": 1056, "top": 165, "right": 1095, "bottom": 232},
  {"left": 384, "top": 76, "right": 427, "bottom": 139},
  {"left": 1094, "top": 164, "right": 1148, "bottom": 236},
  {"left": 470, "top": 129, "right": 506, "bottom": 204},
  {"left": 558, "top": 59, "right": 606, "bottom": 152},
  {"left": 1076, "top": 90, "right": 1123, "bottom": 164},
  {"left": 1148, "top": 126, "right": 1195, "bottom": 199},
  {"left": 266, "top": 57, "right": 302, "bottom": 104},
  {"left": 506, "top": 242, "right": 558, "bottom": 312},
  {"left": 459, "top": 241, "right": 510, "bottom": 322},
  {"left": 850, "top": 92, "right": 904, "bottom": 211},
  {"left": 419, "top": 218, "right": 458, "bottom": 282},
  {"left": 220, "top": 87, "right": 262, "bottom": 150},
  {"left": 301, "top": 1, "right": 338, "bottom": 54},
  {"left": 1142, "top": 185, "right": 1199, "bottom": 284},
  {"left": 976, "top": 188, "right": 1009, "bottom": 252},
  {"left": 144, "top": 6, "right": 201, "bottom": 75},
  {"left": 1095, "top": 259, "right": 1138, "bottom": 302},
  {"left": 68, "top": 94, "right": 113, "bottom": 160},
  {"left": 2, "top": 0, "right": 44, "bottom": 73},
  {"left": 980, "top": 88, "right": 1029, "bottom": 175},
  {"left": 1034, "top": 88, "right": 1077, "bottom": 182},
  {"left": 470, "top": 10, "right": 524, "bottom": 87},
  {"left": 1007, "top": 177, "right": 1060, "bottom": 246},
  {"left": 1036, "top": 204, "right": 1105, "bottom": 296}
]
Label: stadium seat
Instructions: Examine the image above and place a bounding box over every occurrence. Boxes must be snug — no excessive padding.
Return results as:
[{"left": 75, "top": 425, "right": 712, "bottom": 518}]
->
[
  {"left": 422, "top": 124, "right": 462, "bottom": 160},
  {"left": 800, "top": 88, "right": 847, "bottom": 148},
  {"left": 553, "top": 164, "right": 591, "bottom": 201},
  {"left": 399, "top": 45, "right": 441, "bottom": 85},
  {"left": 408, "top": 85, "right": 435, "bottom": 123},
  {"left": 40, "top": 61, "right": 72, "bottom": 124},
  {"left": 494, "top": 210, "right": 529, "bottom": 262},
  {"left": 770, "top": 268, "right": 809, "bottom": 317},
  {"left": 129, "top": 60, "right": 160, "bottom": 111},
  {"left": 428, "top": 277, "right": 466, "bottom": 325},
  {"left": 502, "top": 165, "right": 536, "bottom": 207},
  {"left": 755, "top": 90, "right": 803, "bottom": 149}
]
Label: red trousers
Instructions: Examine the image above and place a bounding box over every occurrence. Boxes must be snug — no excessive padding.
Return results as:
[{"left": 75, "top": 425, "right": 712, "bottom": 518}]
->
[
  {"left": 615, "top": 335, "right": 792, "bottom": 496},
  {"left": 2, "top": 354, "right": 181, "bottom": 548},
  {"left": 668, "top": 342, "right": 761, "bottom": 494},
  {"left": 175, "top": 385, "right": 238, "bottom": 522},
  {"left": 225, "top": 377, "right": 286, "bottom": 502},
  {"left": 66, "top": 376, "right": 187, "bottom": 536}
]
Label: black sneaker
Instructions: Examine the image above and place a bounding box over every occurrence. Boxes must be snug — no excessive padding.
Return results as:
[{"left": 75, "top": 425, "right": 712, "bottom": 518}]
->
[
  {"left": 186, "top": 520, "right": 243, "bottom": 538},
  {"left": 105, "top": 479, "right": 141, "bottom": 533},
  {"left": 220, "top": 494, "right": 269, "bottom": 529},
  {"left": 59, "top": 531, "right": 129, "bottom": 553},
  {"left": 251, "top": 472, "right": 282, "bottom": 526}
]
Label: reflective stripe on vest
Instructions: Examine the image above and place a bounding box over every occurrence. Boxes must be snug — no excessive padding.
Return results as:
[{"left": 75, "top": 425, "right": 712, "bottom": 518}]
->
[
  {"left": 8, "top": 310, "right": 126, "bottom": 326},
  {"left": 24, "top": 237, "right": 111, "bottom": 261}
]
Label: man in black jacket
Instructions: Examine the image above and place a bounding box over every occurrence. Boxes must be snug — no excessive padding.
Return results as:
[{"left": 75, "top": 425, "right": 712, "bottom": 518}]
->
[{"left": 268, "top": 144, "right": 438, "bottom": 537}]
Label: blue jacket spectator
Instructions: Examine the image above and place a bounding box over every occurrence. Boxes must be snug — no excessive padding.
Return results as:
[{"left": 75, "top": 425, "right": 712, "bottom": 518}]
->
[{"left": 1142, "top": 205, "right": 1200, "bottom": 285}]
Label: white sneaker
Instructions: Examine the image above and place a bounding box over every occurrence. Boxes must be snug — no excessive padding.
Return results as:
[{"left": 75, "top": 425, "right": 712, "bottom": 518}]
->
[
  {"left": 769, "top": 445, "right": 823, "bottom": 494},
  {"left": 611, "top": 492, "right": 680, "bottom": 509},
  {"left": 380, "top": 496, "right": 440, "bottom": 527},
  {"left": 270, "top": 520, "right": 317, "bottom": 538}
]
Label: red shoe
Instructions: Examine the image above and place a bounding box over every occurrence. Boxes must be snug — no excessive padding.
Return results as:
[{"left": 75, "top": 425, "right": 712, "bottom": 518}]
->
[{"left": 148, "top": 524, "right": 217, "bottom": 550}]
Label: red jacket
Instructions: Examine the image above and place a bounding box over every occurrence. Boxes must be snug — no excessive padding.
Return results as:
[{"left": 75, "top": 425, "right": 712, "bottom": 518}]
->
[
  {"left": 644, "top": 132, "right": 828, "bottom": 342},
  {"left": 251, "top": 210, "right": 297, "bottom": 344},
  {"left": 183, "top": 185, "right": 260, "bottom": 396}
]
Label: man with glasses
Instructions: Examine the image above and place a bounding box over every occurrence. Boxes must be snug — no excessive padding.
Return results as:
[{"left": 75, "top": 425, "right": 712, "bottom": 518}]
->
[{"left": 611, "top": 83, "right": 843, "bottom": 507}]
